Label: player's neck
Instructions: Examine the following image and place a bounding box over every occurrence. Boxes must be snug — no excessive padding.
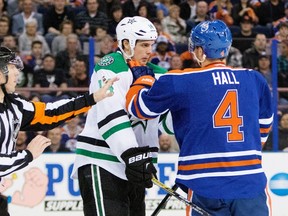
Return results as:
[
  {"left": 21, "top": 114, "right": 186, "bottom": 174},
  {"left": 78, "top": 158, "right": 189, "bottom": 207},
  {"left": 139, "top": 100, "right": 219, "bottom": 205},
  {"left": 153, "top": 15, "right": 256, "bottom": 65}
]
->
[{"left": 202, "top": 59, "right": 226, "bottom": 68}]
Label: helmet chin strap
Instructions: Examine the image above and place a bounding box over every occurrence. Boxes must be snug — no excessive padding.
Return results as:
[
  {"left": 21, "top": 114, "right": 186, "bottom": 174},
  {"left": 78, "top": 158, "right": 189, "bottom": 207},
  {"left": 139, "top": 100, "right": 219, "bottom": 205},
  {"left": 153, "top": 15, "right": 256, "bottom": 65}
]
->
[{"left": 192, "top": 52, "right": 206, "bottom": 67}]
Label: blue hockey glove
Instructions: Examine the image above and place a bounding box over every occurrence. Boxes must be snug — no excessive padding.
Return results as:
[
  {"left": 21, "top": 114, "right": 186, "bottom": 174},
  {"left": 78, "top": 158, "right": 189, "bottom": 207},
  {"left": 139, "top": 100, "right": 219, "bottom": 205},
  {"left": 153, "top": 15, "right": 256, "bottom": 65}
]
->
[
  {"left": 128, "top": 60, "right": 155, "bottom": 82},
  {"left": 121, "top": 146, "right": 157, "bottom": 188}
]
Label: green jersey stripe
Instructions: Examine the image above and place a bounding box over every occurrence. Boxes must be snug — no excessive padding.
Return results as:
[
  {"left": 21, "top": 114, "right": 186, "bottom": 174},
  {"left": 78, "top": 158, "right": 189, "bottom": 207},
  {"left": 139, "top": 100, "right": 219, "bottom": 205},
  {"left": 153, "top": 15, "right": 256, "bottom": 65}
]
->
[
  {"left": 77, "top": 148, "right": 120, "bottom": 162},
  {"left": 102, "top": 121, "right": 131, "bottom": 139}
]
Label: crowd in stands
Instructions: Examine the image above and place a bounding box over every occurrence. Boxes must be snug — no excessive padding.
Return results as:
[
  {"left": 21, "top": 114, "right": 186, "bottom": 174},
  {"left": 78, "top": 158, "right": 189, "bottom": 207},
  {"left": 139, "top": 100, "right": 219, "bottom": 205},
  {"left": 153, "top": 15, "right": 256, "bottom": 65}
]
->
[{"left": 1, "top": 0, "right": 286, "bottom": 151}]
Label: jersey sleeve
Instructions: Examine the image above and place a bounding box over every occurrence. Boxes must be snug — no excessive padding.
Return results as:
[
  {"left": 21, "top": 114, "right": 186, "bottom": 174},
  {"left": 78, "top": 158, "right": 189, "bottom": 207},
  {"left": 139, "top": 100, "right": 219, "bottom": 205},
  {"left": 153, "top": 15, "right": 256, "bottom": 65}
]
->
[
  {"left": 0, "top": 149, "right": 33, "bottom": 179},
  {"left": 126, "top": 75, "right": 172, "bottom": 119},
  {"left": 258, "top": 79, "right": 274, "bottom": 146},
  {"left": 19, "top": 93, "right": 95, "bottom": 131}
]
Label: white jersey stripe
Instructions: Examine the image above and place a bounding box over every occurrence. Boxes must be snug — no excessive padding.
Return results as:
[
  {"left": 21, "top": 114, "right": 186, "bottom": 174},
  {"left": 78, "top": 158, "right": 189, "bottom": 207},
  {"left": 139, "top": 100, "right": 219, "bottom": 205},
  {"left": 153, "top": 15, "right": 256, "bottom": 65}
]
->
[
  {"left": 177, "top": 168, "right": 264, "bottom": 180},
  {"left": 178, "top": 150, "right": 262, "bottom": 161}
]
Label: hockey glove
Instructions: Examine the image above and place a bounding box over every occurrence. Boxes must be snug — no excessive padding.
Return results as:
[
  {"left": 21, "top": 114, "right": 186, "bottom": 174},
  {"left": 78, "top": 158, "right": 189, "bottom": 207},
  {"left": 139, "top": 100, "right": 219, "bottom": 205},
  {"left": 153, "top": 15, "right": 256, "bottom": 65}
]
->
[
  {"left": 128, "top": 60, "right": 155, "bottom": 82},
  {"left": 121, "top": 146, "right": 157, "bottom": 188}
]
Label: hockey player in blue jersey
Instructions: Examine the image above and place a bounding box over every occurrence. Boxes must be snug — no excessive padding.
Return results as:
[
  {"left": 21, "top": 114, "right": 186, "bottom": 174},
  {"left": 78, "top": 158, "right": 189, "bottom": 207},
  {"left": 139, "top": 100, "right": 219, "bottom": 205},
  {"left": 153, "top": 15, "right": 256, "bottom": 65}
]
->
[{"left": 126, "top": 20, "right": 273, "bottom": 216}]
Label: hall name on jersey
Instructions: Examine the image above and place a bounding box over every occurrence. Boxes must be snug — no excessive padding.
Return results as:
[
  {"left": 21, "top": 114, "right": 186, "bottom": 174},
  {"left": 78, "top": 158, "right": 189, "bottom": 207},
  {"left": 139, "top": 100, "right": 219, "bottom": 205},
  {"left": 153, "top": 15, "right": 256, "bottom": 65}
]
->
[{"left": 212, "top": 71, "right": 239, "bottom": 85}]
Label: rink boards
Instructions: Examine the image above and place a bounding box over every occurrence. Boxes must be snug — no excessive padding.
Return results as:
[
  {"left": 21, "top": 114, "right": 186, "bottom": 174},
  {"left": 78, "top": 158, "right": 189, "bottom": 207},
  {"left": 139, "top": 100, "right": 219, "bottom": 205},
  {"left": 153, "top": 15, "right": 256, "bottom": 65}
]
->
[{"left": 2, "top": 153, "right": 287, "bottom": 216}]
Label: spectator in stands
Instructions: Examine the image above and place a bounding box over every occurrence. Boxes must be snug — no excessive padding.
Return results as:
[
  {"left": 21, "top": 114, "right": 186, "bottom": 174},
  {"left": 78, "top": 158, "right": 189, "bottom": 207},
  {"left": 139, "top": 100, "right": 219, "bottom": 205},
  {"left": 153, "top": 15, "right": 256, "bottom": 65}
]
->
[
  {"left": 15, "top": 131, "right": 28, "bottom": 151},
  {"left": 179, "top": 0, "right": 197, "bottom": 25},
  {"left": 256, "top": 0, "right": 285, "bottom": 28},
  {"left": 227, "top": 46, "right": 243, "bottom": 68},
  {"left": 209, "top": 0, "right": 234, "bottom": 26},
  {"left": 37, "top": 0, "right": 53, "bottom": 15},
  {"left": 44, "top": 127, "right": 71, "bottom": 153},
  {"left": 272, "top": 2, "right": 288, "bottom": 32},
  {"left": 159, "top": 133, "right": 178, "bottom": 153},
  {"left": 18, "top": 18, "right": 50, "bottom": 56},
  {"left": 257, "top": 53, "right": 272, "bottom": 87},
  {"left": 51, "top": 20, "right": 81, "bottom": 56},
  {"left": 231, "top": 0, "right": 258, "bottom": 26},
  {"left": 7, "top": 0, "right": 22, "bottom": 17},
  {"left": 242, "top": 33, "right": 267, "bottom": 69},
  {"left": 150, "top": 35, "right": 176, "bottom": 70},
  {"left": 107, "top": 4, "right": 123, "bottom": 38},
  {"left": 94, "top": 34, "right": 115, "bottom": 62},
  {"left": 1, "top": 34, "right": 17, "bottom": 51},
  {"left": 277, "top": 39, "right": 288, "bottom": 105},
  {"left": 0, "top": 0, "right": 8, "bottom": 18},
  {"left": 75, "top": 0, "right": 108, "bottom": 42},
  {"left": 98, "top": 0, "right": 121, "bottom": 19},
  {"left": 83, "top": 25, "right": 108, "bottom": 55},
  {"left": 21, "top": 40, "right": 44, "bottom": 87},
  {"left": 122, "top": 0, "right": 156, "bottom": 18},
  {"left": 12, "top": 0, "right": 44, "bottom": 36},
  {"left": 61, "top": 115, "right": 83, "bottom": 152},
  {"left": 155, "top": 0, "right": 173, "bottom": 21},
  {"left": 0, "top": 17, "right": 10, "bottom": 44},
  {"left": 151, "top": 18, "right": 175, "bottom": 52},
  {"left": 162, "top": 5, "right": 187, "bottom": 44},
  {"left": 34, "top": 54, "right": 69, "bottom": 103},
  {"left": 55, "top": 33, "right": 84, "bottom": 78},
  {"left": 232, "top": 15, "right": 257, "bottom": 54},
  {"left": 67, "top": 56, "right": 89, "bottom": 91},
  {"left": 187, "top": 1, "right": 210, "bottom": 33},
  {"left": 43, "top": 0, "right": 75, "bottom": 47},
  {"left": 136, "top": 1, "right": 153, "bottom": 19},
  {"left": 273, "top": 21, "right": 288, "bottom": 42},
  {"left": 263, "top": 113, "right": 288, "bottom": 151},
  {"left": 169, "top": 54, "right": 183, "bottom": 70},
  {"left": 278, "top": 39, "right": 288, "bottom": 76}
]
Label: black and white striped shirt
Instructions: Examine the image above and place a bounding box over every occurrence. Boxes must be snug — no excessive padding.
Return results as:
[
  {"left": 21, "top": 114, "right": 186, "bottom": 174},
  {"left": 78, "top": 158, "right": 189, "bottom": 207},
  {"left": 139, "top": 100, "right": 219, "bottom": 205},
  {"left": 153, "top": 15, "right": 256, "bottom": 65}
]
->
[{"left": 0, "top": 93, "right": 95, "bottom": 181}]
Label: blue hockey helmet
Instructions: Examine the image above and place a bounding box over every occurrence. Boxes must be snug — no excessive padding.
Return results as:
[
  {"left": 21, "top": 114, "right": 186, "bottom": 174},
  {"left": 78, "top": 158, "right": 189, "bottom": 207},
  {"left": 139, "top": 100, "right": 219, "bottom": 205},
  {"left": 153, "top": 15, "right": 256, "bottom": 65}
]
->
[{"left": 190, "top": 20, "right": 232, "bottom": 59}]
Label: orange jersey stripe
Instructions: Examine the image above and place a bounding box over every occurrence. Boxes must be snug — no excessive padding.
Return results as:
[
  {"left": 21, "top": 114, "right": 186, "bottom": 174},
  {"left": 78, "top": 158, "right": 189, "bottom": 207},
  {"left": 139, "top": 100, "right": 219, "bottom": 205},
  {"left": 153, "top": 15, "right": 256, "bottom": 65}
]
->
[
  {"left": 31, "top": 102, "right": 90, "bottom": 125},
  {"left": 126, "top": 85, "right": 142, "bottom": 110},
  {"left": 178, "top": 159, "right": 261, "bottom": 171},
  {"left": 260, "top": 126, "right": 272, "bottom": 133}
]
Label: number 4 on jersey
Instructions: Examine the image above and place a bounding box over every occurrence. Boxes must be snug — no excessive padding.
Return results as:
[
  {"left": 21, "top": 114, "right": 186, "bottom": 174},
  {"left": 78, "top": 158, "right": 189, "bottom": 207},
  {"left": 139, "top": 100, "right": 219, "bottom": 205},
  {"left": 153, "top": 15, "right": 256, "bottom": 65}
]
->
[{"left": 213, "top": 90, "right": 244, "bottom": 142}]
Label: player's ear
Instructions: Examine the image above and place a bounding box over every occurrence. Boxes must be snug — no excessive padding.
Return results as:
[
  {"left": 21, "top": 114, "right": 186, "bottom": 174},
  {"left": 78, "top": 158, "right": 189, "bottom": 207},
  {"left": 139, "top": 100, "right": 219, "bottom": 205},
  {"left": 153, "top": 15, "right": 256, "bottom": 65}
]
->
[{"left": 123, "top": 39, "right": 131, "bottom": 55}]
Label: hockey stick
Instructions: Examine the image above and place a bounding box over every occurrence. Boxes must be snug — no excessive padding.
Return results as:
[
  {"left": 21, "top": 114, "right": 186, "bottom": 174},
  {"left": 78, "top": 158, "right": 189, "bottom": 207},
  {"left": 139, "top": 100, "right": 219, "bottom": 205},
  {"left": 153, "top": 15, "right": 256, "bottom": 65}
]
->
[
  {"left": 151, "top": 177, "right": 211, "bottom": 216},
  {"left": 151, "top": 184, "right": 178, "bottom": 216}
]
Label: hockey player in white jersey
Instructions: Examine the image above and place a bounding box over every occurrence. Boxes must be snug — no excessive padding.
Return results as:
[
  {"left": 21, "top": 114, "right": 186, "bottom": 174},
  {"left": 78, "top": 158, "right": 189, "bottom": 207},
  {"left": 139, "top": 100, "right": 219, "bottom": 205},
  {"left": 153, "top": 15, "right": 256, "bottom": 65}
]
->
[{"left": 71, "top": 16, "right": 172, "bottom": 216}]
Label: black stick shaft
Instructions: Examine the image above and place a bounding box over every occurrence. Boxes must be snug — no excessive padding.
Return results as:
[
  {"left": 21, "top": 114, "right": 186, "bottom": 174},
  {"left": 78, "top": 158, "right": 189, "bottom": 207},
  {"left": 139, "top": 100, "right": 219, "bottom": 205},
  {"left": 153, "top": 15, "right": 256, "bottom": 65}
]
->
[
  {"left": 151, "top": 177, "right": 211, "bottom": 216},
  {"left": 151, "top": 184, "right": 178, "bottom": 216}
]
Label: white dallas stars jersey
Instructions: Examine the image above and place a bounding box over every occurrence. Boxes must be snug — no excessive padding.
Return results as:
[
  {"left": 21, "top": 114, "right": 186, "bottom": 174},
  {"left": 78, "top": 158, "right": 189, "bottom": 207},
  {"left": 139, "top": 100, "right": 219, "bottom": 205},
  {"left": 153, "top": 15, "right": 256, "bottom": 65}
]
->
[{"left": 71, "top": 51, "right": 170, "bottom": 180}]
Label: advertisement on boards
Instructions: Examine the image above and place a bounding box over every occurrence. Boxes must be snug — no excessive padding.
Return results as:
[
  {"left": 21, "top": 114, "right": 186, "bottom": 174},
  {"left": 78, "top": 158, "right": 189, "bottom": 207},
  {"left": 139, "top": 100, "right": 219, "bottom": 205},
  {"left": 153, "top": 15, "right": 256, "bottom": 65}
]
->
[{"left": 1, "top": 153, "right": 287, "bottom": 216}]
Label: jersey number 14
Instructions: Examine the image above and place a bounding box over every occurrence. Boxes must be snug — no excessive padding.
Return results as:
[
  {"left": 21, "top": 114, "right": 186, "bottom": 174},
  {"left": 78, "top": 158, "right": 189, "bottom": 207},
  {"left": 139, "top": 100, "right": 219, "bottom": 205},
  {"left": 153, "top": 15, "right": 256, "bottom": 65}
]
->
[{"left": 213, "top": 90, "right": 244, "bottom": 142}]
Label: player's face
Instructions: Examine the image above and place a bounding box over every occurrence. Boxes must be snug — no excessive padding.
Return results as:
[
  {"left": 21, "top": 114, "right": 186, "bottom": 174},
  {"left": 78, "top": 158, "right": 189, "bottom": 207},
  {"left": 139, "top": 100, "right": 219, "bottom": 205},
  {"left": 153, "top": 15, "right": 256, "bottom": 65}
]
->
[{"left": 132, "top": 40, "right": 155, "bottom": 65}]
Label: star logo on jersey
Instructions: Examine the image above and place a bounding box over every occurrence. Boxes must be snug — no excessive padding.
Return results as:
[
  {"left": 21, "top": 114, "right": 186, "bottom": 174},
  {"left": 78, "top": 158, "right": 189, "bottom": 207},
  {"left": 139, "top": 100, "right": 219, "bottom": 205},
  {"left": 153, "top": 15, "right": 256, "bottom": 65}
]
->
[
  {"left": 129, "top": 115, "right": 148, "bottom": 132},
  {"left": 98, "top": 56, "right": 114, "bottom": 66},
  {"left": 127, "top": 18, "right": 136, "bottom": 24}
]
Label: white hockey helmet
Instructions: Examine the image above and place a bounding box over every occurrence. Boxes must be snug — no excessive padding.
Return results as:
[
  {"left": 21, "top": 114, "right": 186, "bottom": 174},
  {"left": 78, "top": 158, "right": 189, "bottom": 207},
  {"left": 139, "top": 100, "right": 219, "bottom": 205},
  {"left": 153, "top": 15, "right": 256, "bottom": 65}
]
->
[{"left": 116, "top": 16, "right": 158, "bottom": 58}]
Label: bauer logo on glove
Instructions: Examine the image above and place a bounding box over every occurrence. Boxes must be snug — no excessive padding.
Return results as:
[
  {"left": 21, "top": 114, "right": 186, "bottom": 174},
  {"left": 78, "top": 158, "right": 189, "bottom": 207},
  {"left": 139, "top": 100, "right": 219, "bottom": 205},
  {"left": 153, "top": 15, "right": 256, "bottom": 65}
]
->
[{"left": 128, "top": 152, "right": 152, "bottom": 164}]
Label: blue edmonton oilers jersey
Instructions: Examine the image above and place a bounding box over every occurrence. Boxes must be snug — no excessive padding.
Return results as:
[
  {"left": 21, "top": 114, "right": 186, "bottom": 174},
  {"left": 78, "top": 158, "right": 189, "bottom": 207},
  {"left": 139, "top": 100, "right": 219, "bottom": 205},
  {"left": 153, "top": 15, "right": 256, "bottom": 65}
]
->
[{"left": 126, "top": 62, "right": 273, "bottom": 199}]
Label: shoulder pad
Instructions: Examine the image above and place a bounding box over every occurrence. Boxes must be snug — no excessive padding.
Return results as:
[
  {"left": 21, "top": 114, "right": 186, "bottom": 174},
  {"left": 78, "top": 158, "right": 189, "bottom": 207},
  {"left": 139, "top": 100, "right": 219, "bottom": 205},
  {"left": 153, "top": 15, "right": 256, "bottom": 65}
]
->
[{"left": 95, "top": 53, "right": 129, "bottom": 74}]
